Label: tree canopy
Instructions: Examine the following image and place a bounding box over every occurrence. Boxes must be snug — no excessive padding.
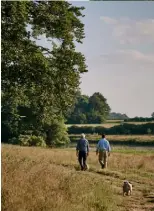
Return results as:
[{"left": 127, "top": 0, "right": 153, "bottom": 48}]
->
[
  {"left": 66, "top": 92, "right": 111, "bottom": 124},
  {"left": 1, "top": 1, "right": 87, "bottom": 145},
  {"left": 108, "top": 112, "right": 129, "bottom": 120}
]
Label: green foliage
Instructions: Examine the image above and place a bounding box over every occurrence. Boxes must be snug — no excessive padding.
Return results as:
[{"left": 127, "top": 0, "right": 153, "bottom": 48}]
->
[
  {"left": 124, "top": 117, "right": 154, "bottom": 122},
  {"left": 68, "top": 123, "right": 154, "bottom": 135},
  {"left": 10, "top": 135, "right": 46, "bottom": 147},
  {"left": 147, "top": 128, "right": 152, "bottom": 135},
  {"left": 1, "top": 1, "right": 87, "bottom": 145},
  {"left": 108, "top": 112, "right": 129, "bottom": 120},
  {"left": 46, "top": 117, "right": 70, "bottom": 147},
  {"left": 66, "top": 92, "right": 111, "bottom": 124}
]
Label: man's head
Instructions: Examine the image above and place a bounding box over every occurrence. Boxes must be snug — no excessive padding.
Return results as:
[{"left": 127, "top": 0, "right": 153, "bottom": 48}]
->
[
  {"left": 102, "top": 133, "right": 105, "bottom": 138},
  {"left": 81, "top": 133, "right": 85, "bottom": 139}
]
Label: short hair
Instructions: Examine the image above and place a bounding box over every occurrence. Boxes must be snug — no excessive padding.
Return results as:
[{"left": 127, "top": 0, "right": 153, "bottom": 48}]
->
[
  {"left": 81, "top": 133, "right": 85, "bottom": 138},
  {"left": 102, "top": 134, "right": 105, "bottom": 138}
]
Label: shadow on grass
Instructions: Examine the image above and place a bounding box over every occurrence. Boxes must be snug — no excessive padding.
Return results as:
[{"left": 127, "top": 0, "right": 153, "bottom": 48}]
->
[{"left": 146, "top": 196, "right": 154, "bottom": 203}]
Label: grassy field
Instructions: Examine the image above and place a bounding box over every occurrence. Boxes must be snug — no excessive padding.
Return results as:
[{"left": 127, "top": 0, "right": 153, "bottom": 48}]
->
[
  {"left": 66, "top": 121, "right": 154, "bottom": 128},
  {"left": 2, "top": 144, "right": 154, "bottom": 211}
]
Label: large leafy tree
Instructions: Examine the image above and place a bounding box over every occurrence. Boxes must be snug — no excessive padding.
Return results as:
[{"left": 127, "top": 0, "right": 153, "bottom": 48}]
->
[
  {"left": 66, "top": 91, "right": 89, "bottom": 124},
  {"left": 87, "top": 92, "right": 110, "bottom": 123},
  {"left": 1, "top": 1, "right": 87, "bottom": 145},
  {"left": 66, "top": 92, "right": 110, "bottom": 124}
]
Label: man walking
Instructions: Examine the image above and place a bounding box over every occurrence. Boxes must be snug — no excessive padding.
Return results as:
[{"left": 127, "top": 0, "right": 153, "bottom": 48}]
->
[
  {"left": 96, "top": 134, "right": 111, "bottom": 169},
  {"left": 76, "top": 133, "right": 89, "bottom": 171}
]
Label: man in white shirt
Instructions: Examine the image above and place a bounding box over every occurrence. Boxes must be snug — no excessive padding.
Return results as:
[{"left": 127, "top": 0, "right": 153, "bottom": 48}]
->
[{"left": 96, "top": 134, "right": 111, "bottom": 169}]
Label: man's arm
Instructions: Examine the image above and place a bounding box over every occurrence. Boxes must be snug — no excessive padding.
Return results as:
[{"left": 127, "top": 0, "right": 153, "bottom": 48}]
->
[
  {"left": 87, "top": 140, "right": 89, "bottom": 156},
  {"left": 76, "top": 140, "right": 79, "bottom": 156},
  {"left": 107, "top": 141, "right": 111, "bottom": 156}
]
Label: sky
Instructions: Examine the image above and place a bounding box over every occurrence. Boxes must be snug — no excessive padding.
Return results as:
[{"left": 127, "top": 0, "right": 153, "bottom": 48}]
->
[
  {"left": 69, "top": 1, "right": 154, "bottom": 118},
  {"left": 37, "top": 1, "right": 154, "bottom": 118}
]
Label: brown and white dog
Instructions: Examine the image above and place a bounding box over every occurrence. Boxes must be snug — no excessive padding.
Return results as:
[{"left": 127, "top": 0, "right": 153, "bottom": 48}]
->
[{"left": 123, "top": 181, "right": 132, "bottom": 196}]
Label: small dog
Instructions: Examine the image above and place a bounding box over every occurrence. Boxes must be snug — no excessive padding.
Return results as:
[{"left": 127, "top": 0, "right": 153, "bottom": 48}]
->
[{"left": 123, "top": 181, "right": 132, "bottom": 196}]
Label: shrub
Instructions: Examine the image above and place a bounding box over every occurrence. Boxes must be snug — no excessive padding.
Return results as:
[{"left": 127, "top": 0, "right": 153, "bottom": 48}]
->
[
  {"left": 19, "top": 135, "right": 30, "bottom": 146},
  {"left": 147, "top": 128, "right": 152, "bottom": 135},
  {"left": 28, "top": 136, "right": 46, "bottom": 147},
  {"left": 10, "top": 135, "right": 46, "bottom": 147},
  {"left": 68, "top": 125, "right": 83, "bottom": 134},
  {"left": 9, "top": 137, "right": 19, "bottom": 145},
  {"left": 68, "top": 123, "right": 154, "bottom": 135},
  {"left": 46, "top": 117, "right": 70, "bottom": 147}
]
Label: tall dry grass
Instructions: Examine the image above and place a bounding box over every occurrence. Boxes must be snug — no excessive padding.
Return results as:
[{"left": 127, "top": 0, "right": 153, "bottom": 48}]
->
[
  {"left": 2, "top": 145, "right": 122, "bottom": 211},
  {"left": 2, "top": 144, "right": 154, "bottom": 211}
]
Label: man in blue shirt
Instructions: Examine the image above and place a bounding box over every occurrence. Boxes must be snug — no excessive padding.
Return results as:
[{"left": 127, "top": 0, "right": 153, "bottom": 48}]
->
[
  {"left": 96, "top": 134, "right": 111, "bottom": 169},
  {"left": 76, "top": 133, "right": 89, "bottom": 171}
]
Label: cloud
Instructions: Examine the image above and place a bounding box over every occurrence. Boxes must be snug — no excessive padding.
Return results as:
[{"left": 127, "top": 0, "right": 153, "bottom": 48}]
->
[
  {"left": 100, "top": 16, "right": 154, "bottom": 45},
  {"left": 101, "top": 49, "right": 154, "bottom": 66},
  {"left": 100, "top": 16, "right": 118, "bottom": 25}
]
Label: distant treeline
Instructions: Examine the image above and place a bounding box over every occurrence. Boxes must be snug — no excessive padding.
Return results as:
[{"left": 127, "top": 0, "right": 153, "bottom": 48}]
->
[
  {"left": 124, "top": 117, "right": 154, "bottom": 122},
  {"left": 66, "top": 94, "right": 154, "bottom": 123},
  {"left": 108, "top": 114, "right": 154, "bottom": 122},
  {"left": 107, "top": 112, "right": 129, "bottom": 120},
  {"left": 68, "top": 123, "right": 154, "bottom": 135}
]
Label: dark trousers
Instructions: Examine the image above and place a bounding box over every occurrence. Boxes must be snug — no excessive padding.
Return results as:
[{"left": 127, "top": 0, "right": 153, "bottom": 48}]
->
[{"left": 78, "top": 151, "right": 87, "bottom": 170}]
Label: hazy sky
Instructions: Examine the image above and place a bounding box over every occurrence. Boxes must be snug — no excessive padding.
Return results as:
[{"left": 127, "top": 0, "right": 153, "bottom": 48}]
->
[
  {"left": 71, "top": 1, "right": 154, "bottom": 118},
  {"left": 37, "top": 1, "right": 154, "bottom": 118}
]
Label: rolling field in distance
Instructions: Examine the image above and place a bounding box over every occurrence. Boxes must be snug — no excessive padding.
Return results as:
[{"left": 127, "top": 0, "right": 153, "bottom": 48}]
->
[{"left": 2, "top": 144, "right": 154, "bottom": 211}]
